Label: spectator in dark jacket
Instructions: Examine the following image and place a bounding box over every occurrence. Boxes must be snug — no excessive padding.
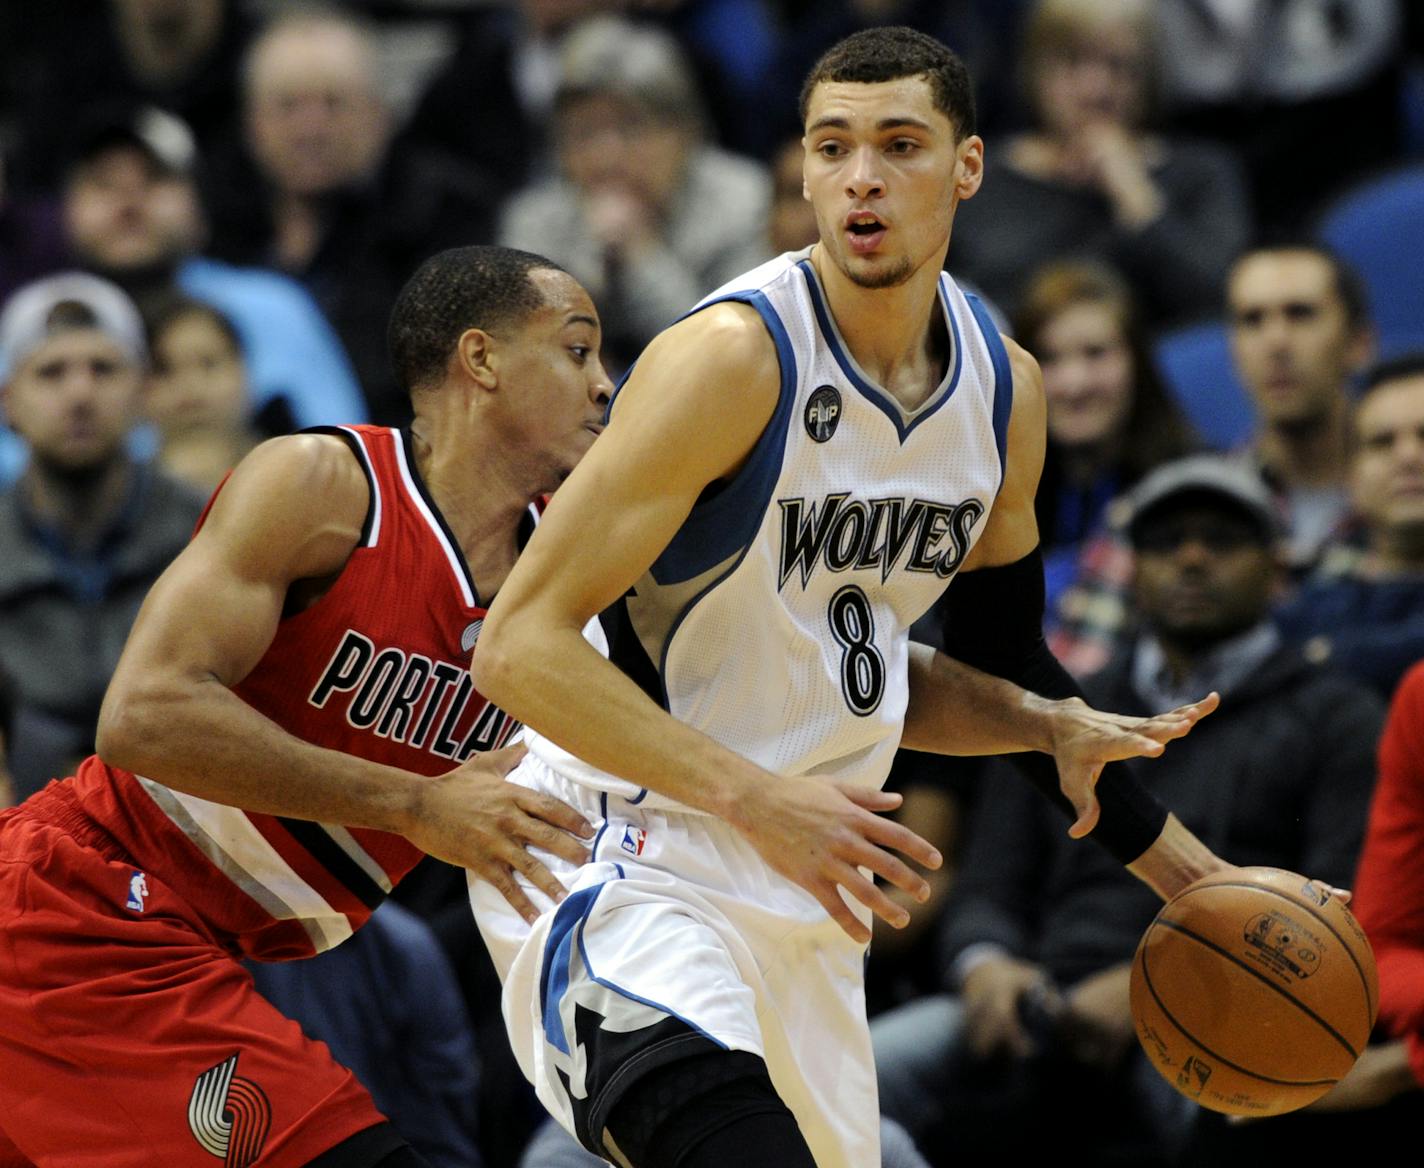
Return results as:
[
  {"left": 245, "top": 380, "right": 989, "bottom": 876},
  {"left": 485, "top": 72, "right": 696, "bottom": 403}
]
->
[
  {"left": 872, "top": 454, "right": 1384, "bottom": 1168},
  {"left": 0, "top": 272, "right": 203, "bottom": 799},
  {"left": 1277, "top": 354, "right": 1424, "bottom": 699}
]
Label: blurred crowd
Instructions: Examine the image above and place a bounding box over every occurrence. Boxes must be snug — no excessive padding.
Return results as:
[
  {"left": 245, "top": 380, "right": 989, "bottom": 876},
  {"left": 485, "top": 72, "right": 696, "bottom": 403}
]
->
[{"left": 2, "top": 1, "right": 1424, "bottom": 1165}]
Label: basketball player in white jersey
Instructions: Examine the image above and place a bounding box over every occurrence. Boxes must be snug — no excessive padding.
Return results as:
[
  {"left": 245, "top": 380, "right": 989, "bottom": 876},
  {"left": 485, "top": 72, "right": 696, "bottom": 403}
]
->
[{"left": 468, "top": 28, "right": 1229, "bottom": 1168}]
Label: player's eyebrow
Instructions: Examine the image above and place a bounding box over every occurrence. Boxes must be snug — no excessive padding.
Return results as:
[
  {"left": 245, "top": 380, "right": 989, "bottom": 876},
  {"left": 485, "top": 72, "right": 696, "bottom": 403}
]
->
[
  {"left": 805, "top": 115, "right": 935, "bottom": 133},
  {"left": 565, "top": 314, "right": 599, "bottom": 329}
]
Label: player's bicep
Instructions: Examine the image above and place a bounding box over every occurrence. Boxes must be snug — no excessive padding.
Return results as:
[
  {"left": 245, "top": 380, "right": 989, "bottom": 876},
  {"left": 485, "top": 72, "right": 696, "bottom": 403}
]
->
[
  {"left": 105, "top": 436, "right": 367, "bottom": 700},
  {"left": 962, "top": 339, "right": 1046, "bottom": 571},
  {"left": 494, "top": 304, "right": 781, "bottom": 625}
]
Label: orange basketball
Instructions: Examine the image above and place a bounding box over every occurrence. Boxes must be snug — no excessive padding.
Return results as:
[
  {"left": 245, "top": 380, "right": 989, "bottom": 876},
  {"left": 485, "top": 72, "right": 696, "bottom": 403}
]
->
[{"left": 1129, "top": 866, "right": 1378, "bottom": 1117}]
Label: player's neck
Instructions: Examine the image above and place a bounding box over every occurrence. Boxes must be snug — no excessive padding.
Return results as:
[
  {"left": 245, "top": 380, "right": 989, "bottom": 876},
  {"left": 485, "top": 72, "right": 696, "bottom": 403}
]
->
[
  {"left": 811, "top": 245, "right": 949, "bottom": 412},
  {"left": 408, "top": 419, "right": 529, "bottom": 599}
]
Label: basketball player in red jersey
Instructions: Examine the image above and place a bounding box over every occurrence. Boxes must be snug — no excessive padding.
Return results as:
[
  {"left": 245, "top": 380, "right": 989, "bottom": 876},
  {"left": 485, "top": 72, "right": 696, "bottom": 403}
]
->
[{"left": 0, "top": 247, "right": 613, "bottom": 1168}]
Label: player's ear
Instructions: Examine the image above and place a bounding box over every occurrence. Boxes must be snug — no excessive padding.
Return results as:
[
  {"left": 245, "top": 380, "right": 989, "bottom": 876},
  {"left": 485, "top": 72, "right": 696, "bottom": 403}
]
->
[
  {"left": 455, "top": 327, "right": 499, "bottom": 392},
  {"left": 953, "top": 135, "right": 985, "bottom": 202}
]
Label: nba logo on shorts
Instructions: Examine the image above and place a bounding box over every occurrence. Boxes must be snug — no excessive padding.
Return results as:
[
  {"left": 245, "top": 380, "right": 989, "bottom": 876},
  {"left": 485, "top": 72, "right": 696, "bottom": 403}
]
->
[
  {"left": 126, "top": 871, "right": 149, "bottom": 913},
  {"left": 620, "top": 826, "right": 647, "bottom": 857}
]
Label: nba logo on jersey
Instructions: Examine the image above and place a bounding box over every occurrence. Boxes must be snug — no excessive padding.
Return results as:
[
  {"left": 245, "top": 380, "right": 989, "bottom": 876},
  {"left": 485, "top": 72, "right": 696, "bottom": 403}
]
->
[
  {"left": 619, "top": 826, "right": 647, "bottom": 857},
  {"left": 125, "top": 871, "right": 149, "bottom": 913}
]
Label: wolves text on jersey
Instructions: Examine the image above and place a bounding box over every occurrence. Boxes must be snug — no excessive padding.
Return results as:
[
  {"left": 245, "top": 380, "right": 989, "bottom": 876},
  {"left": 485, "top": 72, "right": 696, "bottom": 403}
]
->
[
  {"left": 777, "top": 492, "right": 985, "bottom": 590},
  {"left": 308, "top": 629, "right": 519, "bottom": 760}
]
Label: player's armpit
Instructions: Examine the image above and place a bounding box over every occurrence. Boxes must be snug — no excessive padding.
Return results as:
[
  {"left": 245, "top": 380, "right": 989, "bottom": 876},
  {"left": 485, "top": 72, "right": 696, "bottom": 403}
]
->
[{"left": 960, "top": 337, "right": 1045, "bottom": 572}]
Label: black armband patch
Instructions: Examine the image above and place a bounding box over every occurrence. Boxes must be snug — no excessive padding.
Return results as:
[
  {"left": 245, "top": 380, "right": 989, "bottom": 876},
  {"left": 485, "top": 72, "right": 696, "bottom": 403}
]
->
[{"left": 940, "top": 549, "right": 1169, "bottom": 864}]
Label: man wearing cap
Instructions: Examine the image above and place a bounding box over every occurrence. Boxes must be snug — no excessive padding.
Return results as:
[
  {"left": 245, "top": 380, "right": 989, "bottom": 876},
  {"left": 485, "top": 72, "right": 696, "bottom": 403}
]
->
[
  {"left": 27, "top": 102, "right": 370, "bottom": 485},
  {"left": 0, "top": 272, "right": 205, "bottom": 801},
  {"left": 872, "top": 453, "right": 1384, "bottom": 1166}
]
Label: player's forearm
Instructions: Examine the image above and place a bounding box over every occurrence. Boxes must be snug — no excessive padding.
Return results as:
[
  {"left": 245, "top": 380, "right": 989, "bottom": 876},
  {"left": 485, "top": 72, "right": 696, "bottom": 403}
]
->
[
  {"left": 901, "top": 643, "right": 1061, "bottom": 755},
  {"left": 1125, "top": 814, "right": 1229, "bottom": 900},
  {"left": 96, "top": 675, "right": 424, "bottom": 834},
  {"left": 471, "top": 610, "right": 767, "bottom": 820}
]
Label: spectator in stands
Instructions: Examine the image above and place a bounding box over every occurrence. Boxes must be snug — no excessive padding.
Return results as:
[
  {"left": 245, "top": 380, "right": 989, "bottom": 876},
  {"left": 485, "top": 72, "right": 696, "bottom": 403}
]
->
[
  {"left": 0, "top": 273, "right": 203, "bottom": 800},
  {"left": 46, "top": 103, "right": 367, "bottom": 461},
  {"left": 873, "top": 455, "right": 1384, "bottom": 1168},
  {"left": 1015, "top": 260, "right": 1197, "bottom": 612},
  {"left": 143, "top": 297, "right": 261, "bottom": 494},
  {"left": 499, "top": 15, "right": 771, "bottom": 372},
  {"left": 1052, "top": 242, "right": 1378, "bottom": 673},
  {"left": 0, "top": 0, "right": 252, "bottom": 194},
  {"left": 1276, "top": 355, "right": 1424, "bottom": 699},
  {"left": 947, "top": 0, "right": 1252, "bottom": 327},
  {"left": 1154, "top": 0, "right": 1405, "bottom": 232},
  {"left": 1228, "top": 243, "right": 1376, "bottom": 572},
  {"left": 209, "top": 5, "right": 499, "bottom": 425},
  {"left": 248, "top": 899, "right": 483, "bottom": 1168}
]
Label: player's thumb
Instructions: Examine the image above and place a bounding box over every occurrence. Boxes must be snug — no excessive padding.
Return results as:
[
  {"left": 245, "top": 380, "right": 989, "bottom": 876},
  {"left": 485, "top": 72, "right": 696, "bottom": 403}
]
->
[
  {"left": 1067, "top": 797, "right": 1100, "bottom": 840},
  {"left": 489, "top": 742, "right": 528, "bottom": 776}
]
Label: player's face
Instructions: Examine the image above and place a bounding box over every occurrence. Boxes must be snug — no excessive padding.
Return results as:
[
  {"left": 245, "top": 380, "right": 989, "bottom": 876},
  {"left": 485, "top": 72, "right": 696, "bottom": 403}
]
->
[
  {"left": 1132, "top": 503, "right": 1276, "bottom": 648},
  {"left": 495, "top": 269, "right": 613, "bottom": 493},
  {"left": 802, "top": 76, "right": 982, "bottom": 290},
  {"left": 1350, "top": 376, "right": 1424, "bottom": 538},
  {"left": 2, "top": 331, "right": 141, "bottom": 471},
  {"left": 1228, "top": 252, "right": 1370, "bottom": 427},
  {"left": 64, "top": 148, "right": 202, "bottom": 272},
  {"left": 1036, "top": 300, "right": 1135, "bottom": 449},
  {"left": 145, "top": 311, "right": 249, "bottom": 437}
]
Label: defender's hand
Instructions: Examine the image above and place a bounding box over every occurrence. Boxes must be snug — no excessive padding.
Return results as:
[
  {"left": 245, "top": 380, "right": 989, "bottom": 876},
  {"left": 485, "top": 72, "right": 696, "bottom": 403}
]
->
[
  {"left": 1048, "top": 692, "right": 1219, "bottom": 838},
  {"left": 404, "top": 744, "right": 594, "bottom": 923},
  {"left": 727, "top": 776, "right": 942, "bottom": 944}
]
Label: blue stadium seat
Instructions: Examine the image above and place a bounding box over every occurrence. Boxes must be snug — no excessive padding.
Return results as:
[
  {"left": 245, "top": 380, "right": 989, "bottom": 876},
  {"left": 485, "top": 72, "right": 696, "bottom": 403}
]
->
[
  {"left": 1317, "top": 165, "right": 1424, "bottom": 360},
  {"left": 1151, "top": 320, "right": 1256, "bottom": 451}
]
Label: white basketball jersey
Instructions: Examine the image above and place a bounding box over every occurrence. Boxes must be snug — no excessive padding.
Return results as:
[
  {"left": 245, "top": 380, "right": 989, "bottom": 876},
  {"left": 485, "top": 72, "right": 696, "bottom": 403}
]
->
[{"left": 527, "top": 248, "right": 1013, "bottom": 808}]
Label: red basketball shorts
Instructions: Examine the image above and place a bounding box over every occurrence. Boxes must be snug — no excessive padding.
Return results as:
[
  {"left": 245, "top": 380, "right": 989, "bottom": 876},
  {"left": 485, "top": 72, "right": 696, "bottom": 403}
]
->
[{"left": 0, "top": 796, "right": 387, "bottom": 1167}]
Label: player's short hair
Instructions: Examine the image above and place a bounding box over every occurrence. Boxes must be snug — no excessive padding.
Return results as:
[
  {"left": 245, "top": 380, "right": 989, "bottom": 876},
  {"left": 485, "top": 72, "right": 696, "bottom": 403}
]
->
[
  {"left": 798, "top": 26, "right": 976, "bottom": 139},
  {"left": 387, "top": 246, "right": 568, "bottom": 395},
  {"left": 1228, "top": 242, "right": 1371, "bottom": 333}
]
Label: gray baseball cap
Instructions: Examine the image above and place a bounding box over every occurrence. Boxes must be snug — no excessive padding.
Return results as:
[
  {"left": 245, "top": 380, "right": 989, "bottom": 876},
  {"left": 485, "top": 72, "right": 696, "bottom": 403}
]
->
[
  {"left": 0, "top": 272, "right": 147, "bottom": 382},
  {"left": 1125, "top": 454, "right": 1281, "bottom": 545}
]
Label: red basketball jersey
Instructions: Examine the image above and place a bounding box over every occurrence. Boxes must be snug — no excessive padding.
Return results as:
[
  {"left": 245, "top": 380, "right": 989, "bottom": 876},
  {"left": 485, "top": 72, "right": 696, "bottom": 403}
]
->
[{"left": 62, "top": 425, "right": 527, "bottom": 960}]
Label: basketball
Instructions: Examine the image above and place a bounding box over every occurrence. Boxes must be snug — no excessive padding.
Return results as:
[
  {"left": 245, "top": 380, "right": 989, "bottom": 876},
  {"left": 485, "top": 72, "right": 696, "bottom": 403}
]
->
[{"left": 1129, "top": 866, "right": 1378, "bottom": 1117}]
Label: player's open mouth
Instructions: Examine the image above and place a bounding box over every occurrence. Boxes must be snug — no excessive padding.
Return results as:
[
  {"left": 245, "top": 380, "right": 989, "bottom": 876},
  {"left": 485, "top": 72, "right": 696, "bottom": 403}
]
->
[{"left": 844, "top": 213, "right": 887, "bottom": 253}]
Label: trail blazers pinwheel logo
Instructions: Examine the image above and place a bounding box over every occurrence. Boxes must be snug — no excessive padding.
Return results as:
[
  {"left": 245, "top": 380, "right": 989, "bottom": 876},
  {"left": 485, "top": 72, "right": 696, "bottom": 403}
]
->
[{"left": 189, "top": 1054, "right": 271, "bottom": 1166}]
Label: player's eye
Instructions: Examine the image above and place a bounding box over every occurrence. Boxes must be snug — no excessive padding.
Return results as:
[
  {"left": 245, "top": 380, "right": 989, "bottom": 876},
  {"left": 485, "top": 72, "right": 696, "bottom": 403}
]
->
[
  {"left": 817, "top": 141, "right": 847, "bottom": 158},
  {"left": 887, "top": 138, "right": 919, "bottom": 154},
  {"left": 569, "top": 346, "right": 591, "bottom": 363}
]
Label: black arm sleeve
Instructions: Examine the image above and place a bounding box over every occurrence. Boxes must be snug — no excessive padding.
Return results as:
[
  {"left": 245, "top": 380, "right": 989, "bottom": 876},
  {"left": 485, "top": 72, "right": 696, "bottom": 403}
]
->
[{"left": 937, "top": 547, "right": 1170, "bottom": 865}]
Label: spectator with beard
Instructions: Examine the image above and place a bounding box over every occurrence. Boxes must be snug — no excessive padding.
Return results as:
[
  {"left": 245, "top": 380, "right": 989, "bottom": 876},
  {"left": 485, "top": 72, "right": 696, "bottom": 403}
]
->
[{"left": 0, "top": 273, "right": 203, "bottom": 800}]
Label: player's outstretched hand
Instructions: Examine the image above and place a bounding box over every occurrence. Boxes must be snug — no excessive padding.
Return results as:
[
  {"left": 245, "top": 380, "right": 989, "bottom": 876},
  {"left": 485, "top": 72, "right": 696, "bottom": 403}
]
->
[
  {"left": 1048, "top": 692, "right": 1220, "bottom": 839},
  {"left": 404, "top": 743, "right": 594, "bottom": 924},
  {"left": 727, "top": 776, "right": 942, "bottom": 944}
]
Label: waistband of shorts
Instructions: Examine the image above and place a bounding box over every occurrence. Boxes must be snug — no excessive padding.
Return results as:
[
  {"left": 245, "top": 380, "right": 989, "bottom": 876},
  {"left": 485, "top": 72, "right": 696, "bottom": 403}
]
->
[{"left": 13, "top": 780, "right": 137, "bottom": 865}]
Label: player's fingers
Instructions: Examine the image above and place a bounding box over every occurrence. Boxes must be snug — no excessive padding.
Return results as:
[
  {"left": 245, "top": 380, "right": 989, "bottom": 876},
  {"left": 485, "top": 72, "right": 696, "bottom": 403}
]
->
[
  {"left": 1066, "top": 796, "right": 1101, "bottom": 840},
  {"left": 507, "top": 847, "right": 573, "bottom": 909},
  {"left": 1320, "top": 883, "right": 1353, "bottom": 905},
  {"left": 838, "top": 785, "right": 902, "bottom": 813},
  {"left": 518, "top": 816, "right": 592, "bottom": 868},
  {"left": 518, "top": 790, "right": 595, "bottom": 839},
  {"left": 479, "top": 862, "right": 545, "bottom": 924},
  {"left": 486, "top": 742, "right": 529, "bottom": 775},
  {"left": 836, "top": 864, "right": 911, "bottom": 930},
  {"left": 811, "top": 879, "right": 871, "bottom": 944},
  {"left": 858, "top": 813, "right": 943, "bottom": 870},
  {"left": 843, "top": 838, "right": 930, "bottom": 902}
]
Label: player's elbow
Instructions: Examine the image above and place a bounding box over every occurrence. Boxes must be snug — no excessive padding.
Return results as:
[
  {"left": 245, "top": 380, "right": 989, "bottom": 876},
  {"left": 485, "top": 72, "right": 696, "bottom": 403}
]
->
[
  {"left": 95, "top": 676, "right": 178, "bottom": 773},
  {"left": 468, "top": 610, "right": 526, "bottom": 707}
]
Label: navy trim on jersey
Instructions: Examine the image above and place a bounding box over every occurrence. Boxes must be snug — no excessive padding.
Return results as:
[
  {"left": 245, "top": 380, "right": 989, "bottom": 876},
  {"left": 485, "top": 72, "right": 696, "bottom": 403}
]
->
[
  {"left": 541, "top": 884, "right": 602, "bottom": 1054},
  {"left": 796, "top": 261, "right": 964, "bottom": 445},
  {"left": 647, "top": 290, "right": 799, "bottom": 586},
  {"left": 275, "top": 817, "right": 386, "bottom": 911},
  {"left": 398, "top": 428, "right": 482, "bottom": 606},
  {"left": 963, "top": 292, "right": 1014, "bottom": 489},
  {"left": 599, "top": 601, "right": 666, "bottom": 709},
  {"left": 304, "top": 426, "right": 379, "bottom": 548}
]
